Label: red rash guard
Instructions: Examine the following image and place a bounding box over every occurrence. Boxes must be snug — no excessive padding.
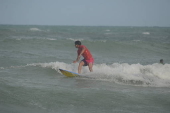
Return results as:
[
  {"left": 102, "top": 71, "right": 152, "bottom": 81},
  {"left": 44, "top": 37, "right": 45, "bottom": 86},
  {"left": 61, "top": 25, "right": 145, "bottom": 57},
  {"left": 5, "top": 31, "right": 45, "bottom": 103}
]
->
[{"left": 77, "top": 45, "right": 93, "bottom": 60}]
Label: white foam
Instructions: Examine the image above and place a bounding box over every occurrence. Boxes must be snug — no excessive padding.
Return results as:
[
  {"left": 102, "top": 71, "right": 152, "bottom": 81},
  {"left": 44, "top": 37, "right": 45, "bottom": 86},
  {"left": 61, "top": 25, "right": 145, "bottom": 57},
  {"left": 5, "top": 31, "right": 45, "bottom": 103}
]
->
[
  {"left": 66, "top": 38, "right": 84, "bottom": 41},
  {"left": 142, "top": 32, "right": 150, "bottom": 35},
  {"left": 88, "top": 39, "right": 107, "bottom": 43},
  {"left": 27, "top": 62, "right": 170, "bottom": 87},
  {"left": 66, "top": 38, "right": 107, "bottom": 43},
  {"left": 27, "top": 62, "right": 79, "bottom": 74},
  {"left": 91, "top": 63, "right": 170, "bottom": 87},
  {"left": 0, "top": 67, "right": 5, "bottom": 69},
  {"left": 46, "top": 38, "right": 56, "bottom": 40},
  {"left": 30, "top": 28, "right": 41, "bottom": 31}
]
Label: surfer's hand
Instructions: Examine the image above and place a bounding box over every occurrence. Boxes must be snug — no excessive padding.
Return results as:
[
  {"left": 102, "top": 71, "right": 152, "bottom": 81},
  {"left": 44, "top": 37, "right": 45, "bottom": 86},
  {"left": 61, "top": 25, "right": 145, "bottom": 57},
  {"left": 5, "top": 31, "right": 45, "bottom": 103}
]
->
[
  {"left": 73, "top": 61, "right": 77, "bottom": 63},
  {"left": 73, "top": 56, "right": 80, "bottom": 63}
]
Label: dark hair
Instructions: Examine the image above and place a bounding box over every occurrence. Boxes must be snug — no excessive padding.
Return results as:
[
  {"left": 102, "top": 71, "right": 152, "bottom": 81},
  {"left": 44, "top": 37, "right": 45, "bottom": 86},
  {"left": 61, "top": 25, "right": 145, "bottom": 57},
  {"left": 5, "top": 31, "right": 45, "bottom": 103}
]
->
[
  {"left": 75, "top": 41, "right": 81, "bottom": 45},
  {"left": 160, "top": 59, "right": 163, "bottom": 62}
]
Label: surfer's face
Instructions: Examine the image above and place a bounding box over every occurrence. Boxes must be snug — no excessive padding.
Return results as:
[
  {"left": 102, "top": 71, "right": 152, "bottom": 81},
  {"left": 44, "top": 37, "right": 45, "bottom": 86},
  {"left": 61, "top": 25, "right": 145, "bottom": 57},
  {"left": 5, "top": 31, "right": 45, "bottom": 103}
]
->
[{"left": 75, "top": 44, "right": 79, "bottom": 48}]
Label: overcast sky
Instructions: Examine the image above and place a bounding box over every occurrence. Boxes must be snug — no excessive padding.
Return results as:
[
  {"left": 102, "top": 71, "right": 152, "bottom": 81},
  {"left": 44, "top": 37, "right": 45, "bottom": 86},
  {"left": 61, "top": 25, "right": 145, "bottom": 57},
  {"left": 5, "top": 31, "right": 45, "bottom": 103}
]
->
[{"left": 0, "top": 0, "right": 170, "bottom": 26}]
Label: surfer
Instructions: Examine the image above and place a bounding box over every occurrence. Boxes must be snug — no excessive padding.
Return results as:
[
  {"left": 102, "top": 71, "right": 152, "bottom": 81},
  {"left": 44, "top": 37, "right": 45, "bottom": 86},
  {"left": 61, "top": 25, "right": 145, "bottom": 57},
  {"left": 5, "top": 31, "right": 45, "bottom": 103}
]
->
[
  {"left": 73, "top": 41, "right": 94, "bottom": 74},
  {"left": 160, "top": 59, "right": 164, "bottom": 65}
]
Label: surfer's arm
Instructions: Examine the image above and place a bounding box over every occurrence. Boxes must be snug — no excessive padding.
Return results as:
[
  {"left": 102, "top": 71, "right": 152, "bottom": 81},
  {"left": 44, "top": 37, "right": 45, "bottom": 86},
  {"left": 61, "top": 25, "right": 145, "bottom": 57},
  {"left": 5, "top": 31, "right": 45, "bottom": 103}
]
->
[{"left": 78, "top": 47, "right": 85, "bottom": 57}]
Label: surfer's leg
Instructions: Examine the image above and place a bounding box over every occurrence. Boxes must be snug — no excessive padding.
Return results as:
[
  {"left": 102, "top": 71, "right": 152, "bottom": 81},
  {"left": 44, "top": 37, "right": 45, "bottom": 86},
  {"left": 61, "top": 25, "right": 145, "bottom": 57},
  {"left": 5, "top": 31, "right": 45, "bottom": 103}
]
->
[
  {"left": 88, "top": 62, "right": 93, "bottom": 72},
  {"left": 78, "top": 61, "right": 84, "bottom": 74}
]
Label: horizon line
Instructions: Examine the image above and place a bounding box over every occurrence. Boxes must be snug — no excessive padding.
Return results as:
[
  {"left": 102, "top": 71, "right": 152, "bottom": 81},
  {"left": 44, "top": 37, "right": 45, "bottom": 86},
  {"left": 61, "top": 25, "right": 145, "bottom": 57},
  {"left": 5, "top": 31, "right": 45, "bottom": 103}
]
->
[{"left": 0, "top": 24, "right": 169, "bottom": 27}]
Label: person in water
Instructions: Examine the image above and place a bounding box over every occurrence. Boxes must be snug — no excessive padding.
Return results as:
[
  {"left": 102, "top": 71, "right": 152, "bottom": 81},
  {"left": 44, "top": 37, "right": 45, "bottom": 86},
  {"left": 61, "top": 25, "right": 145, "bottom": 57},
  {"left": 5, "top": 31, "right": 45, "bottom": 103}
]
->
[
  {"left": 73, "top": 41, "right": 94, "bottom": 74},
  {"left": 160, "top": 59, "right": 164, "bottom": 65}
]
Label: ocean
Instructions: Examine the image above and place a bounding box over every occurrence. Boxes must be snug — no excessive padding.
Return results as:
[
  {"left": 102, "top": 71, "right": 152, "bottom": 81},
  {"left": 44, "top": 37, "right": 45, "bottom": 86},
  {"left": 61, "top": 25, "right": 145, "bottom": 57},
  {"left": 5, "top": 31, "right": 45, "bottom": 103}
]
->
[{"left": 0, "top": 25, "right": 170, "bottom": 113}]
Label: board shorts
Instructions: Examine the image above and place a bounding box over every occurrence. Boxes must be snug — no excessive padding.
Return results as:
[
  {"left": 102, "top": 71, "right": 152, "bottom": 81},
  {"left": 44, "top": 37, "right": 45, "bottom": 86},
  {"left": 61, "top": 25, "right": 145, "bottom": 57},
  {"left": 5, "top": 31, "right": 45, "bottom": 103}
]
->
[{"left": 81, "top": 58, "right": 94, "bottom": 66}]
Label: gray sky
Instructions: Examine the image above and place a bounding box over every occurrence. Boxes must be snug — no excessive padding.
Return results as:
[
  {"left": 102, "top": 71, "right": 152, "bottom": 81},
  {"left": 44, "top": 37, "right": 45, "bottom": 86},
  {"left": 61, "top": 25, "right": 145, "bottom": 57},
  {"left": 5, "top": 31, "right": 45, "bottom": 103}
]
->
[{"left": 0, "top": 0, "right": 170, "bottom": 26}]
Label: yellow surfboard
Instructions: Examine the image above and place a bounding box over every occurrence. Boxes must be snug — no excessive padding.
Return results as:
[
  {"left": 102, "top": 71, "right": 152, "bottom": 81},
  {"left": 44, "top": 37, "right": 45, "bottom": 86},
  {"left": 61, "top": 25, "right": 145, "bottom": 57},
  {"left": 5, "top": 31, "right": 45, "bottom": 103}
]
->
[{"left": 59, "top": 69, "right": 81, "bottom": 77}]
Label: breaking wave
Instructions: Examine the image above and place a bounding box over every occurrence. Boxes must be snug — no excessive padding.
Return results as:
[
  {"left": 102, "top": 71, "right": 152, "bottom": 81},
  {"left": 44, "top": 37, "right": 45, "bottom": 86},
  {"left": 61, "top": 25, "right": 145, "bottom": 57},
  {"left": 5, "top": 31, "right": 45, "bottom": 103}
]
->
[{"left": 26, "top": 62, "right": 170, "bottom": 87}]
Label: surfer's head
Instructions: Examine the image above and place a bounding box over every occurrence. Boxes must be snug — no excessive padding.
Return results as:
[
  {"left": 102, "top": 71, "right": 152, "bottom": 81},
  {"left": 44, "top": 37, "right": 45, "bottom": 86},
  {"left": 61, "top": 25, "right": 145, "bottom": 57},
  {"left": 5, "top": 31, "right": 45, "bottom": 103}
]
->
[
  {"left": 160, "top": 59, "right": 164, "bottom": 65},
  {"left": 75, "top": 41, "right": 81, "bottom": 45},
  {"left": 75, "top": 41, "right": 81, "bottom": 48}
]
